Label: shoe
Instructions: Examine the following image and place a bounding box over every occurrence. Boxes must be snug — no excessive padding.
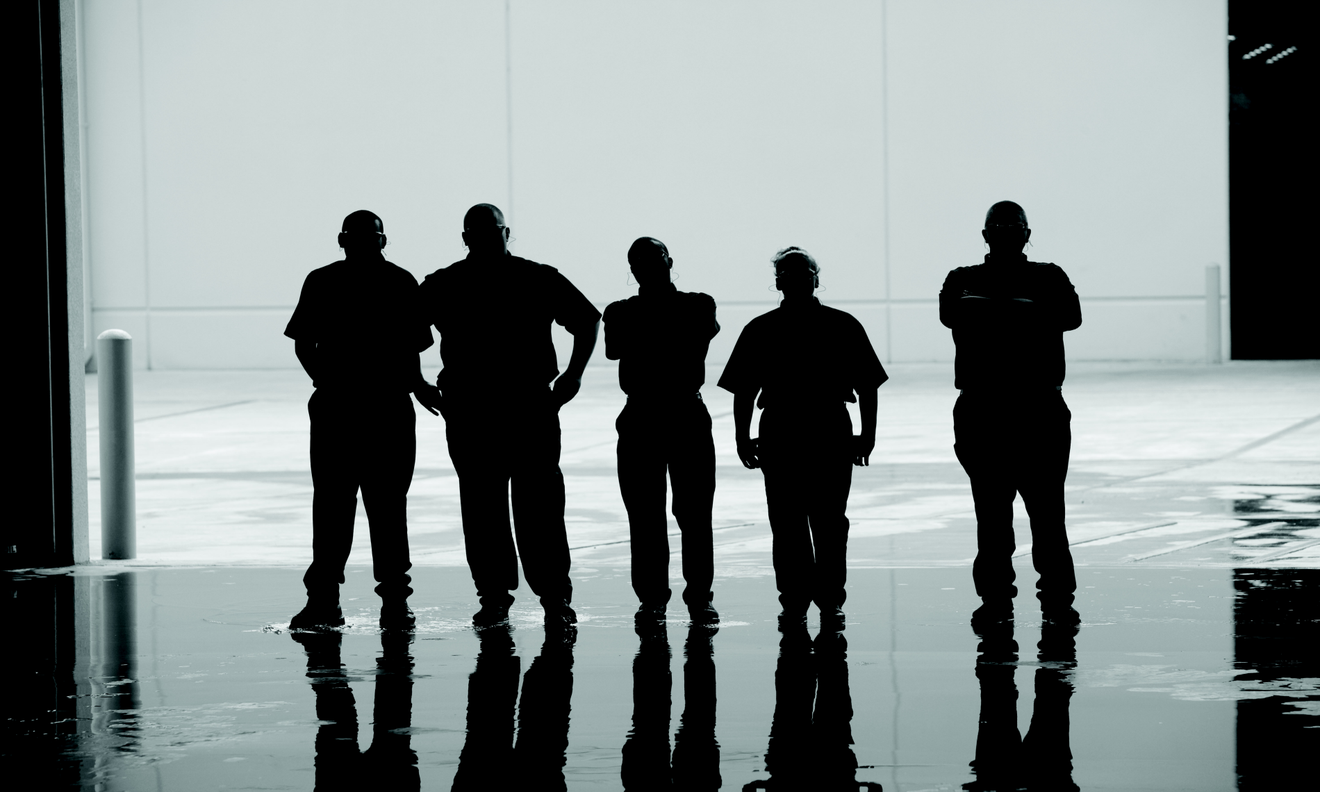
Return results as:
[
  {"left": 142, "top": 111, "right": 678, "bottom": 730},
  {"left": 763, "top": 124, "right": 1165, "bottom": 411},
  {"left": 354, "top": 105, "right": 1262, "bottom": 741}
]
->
[
  {"left": 635, "top": 602, "right": 666, "bottom": 627},
  {"left": 473, "top": 602, "right": 511, "bottom": 629},
  {"left": 379, "top": 601, "right": 415, "bottom": 631},
  {"left": 688, "top": 600, "right": 719, "bottom": 626},
  {"left": 1042, "top": 604, "right": 1080, "bottom": 626},
  {"left": 290, "top": 600, "right": 345, "bottom": 632},
  {"left": 970, "top": 600, "right": 1013, "bottom": 631},
  {"left": 777, "top": 609, "right": 808, "bottom": 632},
  {"left": 544, "top": 599, "right": 578, "bottom": 630},
  {"left": 820, "top": 606, "right": 846, "bottom": 631}
]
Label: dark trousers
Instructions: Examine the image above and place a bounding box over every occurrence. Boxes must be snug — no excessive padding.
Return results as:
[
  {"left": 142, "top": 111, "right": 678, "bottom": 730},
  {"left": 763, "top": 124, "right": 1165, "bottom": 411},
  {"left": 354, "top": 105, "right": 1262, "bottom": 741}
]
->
[
  {"left": 617, "top": 397, "right": 716, "bottom": 608},
  {"left": 305, "top": 389, "right": 415, "bottom": 602},
  {"left": 954, "top": 391, "right": 1075, "bottom": 607},
  {"left": 446, "top": 393, "right": 572, "bottom": 607},
  {"left": 759, "top": 406, "right": 854, "bottom": 613}
]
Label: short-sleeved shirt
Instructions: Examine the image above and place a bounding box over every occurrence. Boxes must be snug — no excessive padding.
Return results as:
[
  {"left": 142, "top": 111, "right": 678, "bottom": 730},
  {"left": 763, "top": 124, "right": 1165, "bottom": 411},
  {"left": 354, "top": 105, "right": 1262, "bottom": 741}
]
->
[
  {"left": 717, "top": 297, "right": 888, "bottom": 409},
  {"left": 603, "top": 284, "right": 719, "bottom": 399},
  {"left": 939, "top": 255, "right": 1082, "bottom": 391},
  {"left": 419, "top": 254, "right": 601, "bottom": 396},
  {"left": 284, "top": 258, "right": 434, "bottom": 393}
]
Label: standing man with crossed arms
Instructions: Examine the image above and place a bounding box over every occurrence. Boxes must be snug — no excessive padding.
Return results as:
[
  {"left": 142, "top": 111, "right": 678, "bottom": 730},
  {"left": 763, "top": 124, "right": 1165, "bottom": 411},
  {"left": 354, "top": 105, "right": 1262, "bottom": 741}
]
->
[
  {"left": 419, "top": 203, "right": 600, "bottom": 630},
  {"left": 940, "top": 200, "right": 1082, "bottom": 629}
]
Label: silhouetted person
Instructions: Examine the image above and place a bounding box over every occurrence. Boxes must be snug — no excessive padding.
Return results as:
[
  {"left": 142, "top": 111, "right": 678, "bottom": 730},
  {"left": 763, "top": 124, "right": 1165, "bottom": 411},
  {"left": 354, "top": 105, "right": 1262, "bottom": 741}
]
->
[
  {"left": 621, "top": 621, "right": 722, "bottom": 791},
  {"left": 940, "top": 201, "right": 1082, "bottom": 628},
  {"left": 419, "top": 204, "right": 600, "bottom": 630},
  {"left": 286, "top": 211, "right": 442, "bottom": 631},
  {"left": 454, "top": 625, "right": 578, "bottom": 790},
  {"left": 292, "top": 630, "right": 421, "bottom": 792},
  {"left": 719, "top": 248, "right": 887, "bottom": 629},
  {"left": 964, "top": 620, "right": 1078, "bottom": 792},
  {"left": 746, "top": 625, "right": 877, "bottom": 791},
  {"left": 605, "top": 238, "right": 721, "bottom": 626}
]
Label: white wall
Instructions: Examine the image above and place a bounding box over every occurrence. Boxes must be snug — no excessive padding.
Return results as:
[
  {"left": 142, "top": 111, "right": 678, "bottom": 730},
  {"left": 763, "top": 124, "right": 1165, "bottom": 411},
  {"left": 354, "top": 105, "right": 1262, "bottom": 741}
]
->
[{"left": 82, "top": 0, "right": 1227, "bottom": 370}]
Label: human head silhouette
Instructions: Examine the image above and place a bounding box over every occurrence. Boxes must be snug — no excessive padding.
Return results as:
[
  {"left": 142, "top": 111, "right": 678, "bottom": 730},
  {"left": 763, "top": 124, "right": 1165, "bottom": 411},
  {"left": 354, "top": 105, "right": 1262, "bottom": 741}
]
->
[
  {"left": 462, "top": 203, "right": 509, "bottom": 257},
  {"left": 773, "top": 247, "right": 819, "bottom": 299},
  {"left": 981, "top": 201, "right": 1031, "bottom": 256},
  {"left": 627, "top": 237, "right": 672, "bottom": 288},
  {"left": 337, "top": 210, "right": 386, "bottom": 257}
]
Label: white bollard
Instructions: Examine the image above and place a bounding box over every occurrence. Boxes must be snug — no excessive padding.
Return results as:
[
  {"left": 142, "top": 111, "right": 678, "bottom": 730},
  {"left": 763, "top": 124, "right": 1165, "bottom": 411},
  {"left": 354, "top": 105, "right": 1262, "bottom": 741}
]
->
[
  {"left": 98, "top": 330, "right": 136, "bottom": 559},
  {"left": 1206, "top": 264, "right": 1222, "bottom": 365}
]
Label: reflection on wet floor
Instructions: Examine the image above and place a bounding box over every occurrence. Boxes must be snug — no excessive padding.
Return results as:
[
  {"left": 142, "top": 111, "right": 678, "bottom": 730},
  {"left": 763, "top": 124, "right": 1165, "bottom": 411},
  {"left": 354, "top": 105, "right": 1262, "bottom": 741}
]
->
[
  {"left": 294, "top": 630, "right": 420, "bottom": 790},
  {"left": 4, "top": 565, "right": 1316, "bottom": 790},
  {"left": 966, "top": 620, "right": 1078, "bottom": 792}
]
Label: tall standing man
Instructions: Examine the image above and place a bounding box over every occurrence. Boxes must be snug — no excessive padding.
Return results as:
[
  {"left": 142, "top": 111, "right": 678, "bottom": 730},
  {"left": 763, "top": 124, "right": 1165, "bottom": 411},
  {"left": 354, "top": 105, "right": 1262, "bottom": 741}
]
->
[
  {"left": 604, "top": 237, "right": 720, "bottom": 627},
  {"left": 419, "top": 203, "right": 600, "bottom": 629},
  {"left": 940, "top": 201, "right": 1083, "bottom": 628},
  {"left": 285, "top": 210, "right": 443, "bottom": 631},
  {"left": 719, "top": 247, "right": 887, "bottom": 630}
]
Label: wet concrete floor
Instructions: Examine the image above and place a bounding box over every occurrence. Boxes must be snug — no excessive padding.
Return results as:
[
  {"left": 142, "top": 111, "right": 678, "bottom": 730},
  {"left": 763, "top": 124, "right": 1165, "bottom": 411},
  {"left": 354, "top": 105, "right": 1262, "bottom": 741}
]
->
[
  {"left": 7, "top": 361, "right": 1317, "bottom": 789},
  {"left": 5, "top": 564, "right": 1316, "bottom": 790}
]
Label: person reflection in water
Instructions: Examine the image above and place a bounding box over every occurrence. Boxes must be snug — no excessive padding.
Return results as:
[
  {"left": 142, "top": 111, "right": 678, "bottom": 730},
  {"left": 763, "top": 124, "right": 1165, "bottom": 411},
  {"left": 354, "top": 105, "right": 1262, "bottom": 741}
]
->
[
  {"left": 621, "top": 621, "right": 722, "bottom": 790},
  {"left": 604, "top": 237, "right": 721, "bottom": 626},
  {"left": 719, "top": 248, "right": 887, "bottom": 629},
  {"left": 452, "top": 626, "right": 577, "bottom": 791},
  {"left": 419, "top": 204, "right": 601, "bottom": 630},
  {"left": 965, "top": 620, "right": 1079, "bottom": 791},
  {"left": 285, "top": 211, "right": 443, "bottom": 631},
  {"left": 745, "top": 623, "right": 879, "bottom": 791},
  {"left": 940, "top": 201, "right": 1082, "bottom": 629},
  {"left": 291, "top": 630, "right": 421, "bottom": 791}
]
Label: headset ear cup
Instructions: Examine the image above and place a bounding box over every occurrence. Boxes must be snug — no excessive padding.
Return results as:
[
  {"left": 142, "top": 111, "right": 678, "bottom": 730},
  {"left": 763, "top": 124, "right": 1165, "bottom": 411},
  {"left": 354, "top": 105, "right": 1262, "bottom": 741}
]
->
[
  {"left": 379, "top": 234, "right": 387, "bottom": 249},
  {"left": 337, "top": 233, "right": 348, "bottom": 248}
]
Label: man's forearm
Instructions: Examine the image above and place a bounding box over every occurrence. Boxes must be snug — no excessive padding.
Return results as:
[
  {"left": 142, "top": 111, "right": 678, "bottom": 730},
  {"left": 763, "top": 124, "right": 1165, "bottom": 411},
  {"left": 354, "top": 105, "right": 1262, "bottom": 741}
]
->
[
  {"left": 733, "top": 392, "right": 755, "bottom": 441},
  {"left": 564, "top": 319, "right": 601, "bottom": 378},
  {"left": 858, "top": 387, "right": 878, "bottom": 440},
  {"left": 294, "top": 340, "right": 316, "bottom": 381}
]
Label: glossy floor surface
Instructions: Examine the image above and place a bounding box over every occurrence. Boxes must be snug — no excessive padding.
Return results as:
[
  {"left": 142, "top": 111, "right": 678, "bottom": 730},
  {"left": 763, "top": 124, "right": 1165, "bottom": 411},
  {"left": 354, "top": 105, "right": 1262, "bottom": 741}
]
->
[
  {"left": 6, "top": 360, "right": 1318, "bottom": 790},
  {"left": 5, "top": 565, "right": 1316, "bottom": 790}
]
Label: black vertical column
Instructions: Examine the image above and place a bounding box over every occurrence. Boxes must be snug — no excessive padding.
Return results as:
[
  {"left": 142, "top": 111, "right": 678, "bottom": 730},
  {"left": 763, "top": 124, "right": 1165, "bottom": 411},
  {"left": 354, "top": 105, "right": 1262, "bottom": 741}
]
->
[
  {"left": 5, "top": 0, "right": 73, "bottom": 570},
  {"left": 1228, "top": 2, "right": 1314, "bottom": 359}
]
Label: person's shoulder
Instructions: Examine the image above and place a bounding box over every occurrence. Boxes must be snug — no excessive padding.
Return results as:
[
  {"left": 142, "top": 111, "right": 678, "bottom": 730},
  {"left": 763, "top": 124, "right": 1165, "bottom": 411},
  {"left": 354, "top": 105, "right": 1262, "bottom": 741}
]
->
[
  {"left": 677, "top": 290, "right": 717, "bottom": 308},
  {"left": 820, "top": 303, "right": 866, "bottom": 328},
  {"left": 508, "top": 255, "right": 557, "bottom": 274},
  {"left": 300, "top": 260, "right": 350, "bottom": 290},
  {"left": 306, "top": 260, "right": 346, "bottom": 278},
  {"left": 742, "top": 306, "right": 780, "bottom": 331},
  {"left": 1028, "top": 261, "right": 1074, "bottom": 281},
  {"left": 421, "top": 259, "right": 467, "bottom": 286},
  {"left": 820, "top": 302, "right": 857, "bottom": 318},
  {"left": 604, "top": 295, "right": 639, "bottom": 316},
  {"left": 381, "top": 260, "right": 421, "bottom": 286},
  {"left": 944, "top": 263, "right": 983, "bottom": 279}
]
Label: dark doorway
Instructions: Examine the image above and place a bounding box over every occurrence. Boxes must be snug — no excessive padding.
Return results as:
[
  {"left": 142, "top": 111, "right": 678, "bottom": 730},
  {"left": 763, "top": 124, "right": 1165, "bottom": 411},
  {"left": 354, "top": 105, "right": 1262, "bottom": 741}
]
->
[
  {"left": 6, "top": 0, "right": 75, "bottom": 570},
  {"left": 1228, "top": 3, "right": 1314, "bottom": 359}
]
